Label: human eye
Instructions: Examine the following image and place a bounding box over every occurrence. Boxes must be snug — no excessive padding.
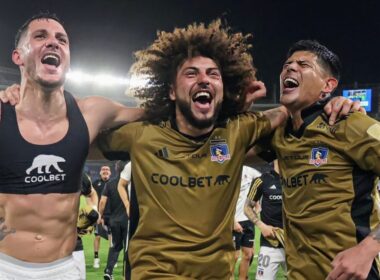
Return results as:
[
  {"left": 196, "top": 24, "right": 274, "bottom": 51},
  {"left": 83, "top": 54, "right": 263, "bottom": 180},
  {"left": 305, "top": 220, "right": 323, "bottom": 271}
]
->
[
  {"left": 184, "top": 69, "right": 197, "bottom": 77},
  {"left": 34, "top": 32, "right": 46, "bottom": 39},
  {"left": 208, "top": 69, "right": 221, "bottom": 79},
  {"left": 299, "top": 61, "right": 311, "bottom": 68},
  {"left": 58, "top": 37, "right": 68, "bottom": 44}
]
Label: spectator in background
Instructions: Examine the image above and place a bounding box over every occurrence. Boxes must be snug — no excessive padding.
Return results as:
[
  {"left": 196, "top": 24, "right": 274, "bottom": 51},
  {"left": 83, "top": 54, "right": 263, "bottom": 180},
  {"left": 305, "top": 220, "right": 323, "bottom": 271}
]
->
[
  {"left": 100, "top": 161, "right": 130, "bottom": 280},
  {"left": 93, "top": 165, "right": 112, "bottom": 269},
  {"left": 233, "top": 165, "right": 261, "bottom": 280}
]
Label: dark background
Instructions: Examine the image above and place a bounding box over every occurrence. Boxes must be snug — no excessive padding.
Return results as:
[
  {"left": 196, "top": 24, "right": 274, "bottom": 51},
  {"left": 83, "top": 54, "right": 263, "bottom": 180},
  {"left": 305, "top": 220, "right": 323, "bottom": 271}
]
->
[{"left": 1, "top": 0, "right": 379, "bottom": 103}]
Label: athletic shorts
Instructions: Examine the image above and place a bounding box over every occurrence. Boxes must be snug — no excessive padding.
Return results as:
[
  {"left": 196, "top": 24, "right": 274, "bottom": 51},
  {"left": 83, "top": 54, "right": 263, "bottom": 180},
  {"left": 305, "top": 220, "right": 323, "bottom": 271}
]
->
[
  {"left": 72, "top": 250, "right": 86, "bottom": 280},
  {"left": 255, "top": 246, "right": 286, "bottom": 280},
  {"left": 233, "top": 220, "right": 255, "bottom": 250},
  {"left": 0, "top": 253, "right": 81, "bottom": 280}
]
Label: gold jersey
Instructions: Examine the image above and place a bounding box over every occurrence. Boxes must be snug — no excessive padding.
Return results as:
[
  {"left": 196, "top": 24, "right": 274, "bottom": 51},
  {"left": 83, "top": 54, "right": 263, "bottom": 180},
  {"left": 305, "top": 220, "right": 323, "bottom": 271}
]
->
[
  {"left": 270, "top": 109, "right": 380, "bottom": 279},
  {"left": 99, "top": 112, "right": 271, "bottom": 279}
]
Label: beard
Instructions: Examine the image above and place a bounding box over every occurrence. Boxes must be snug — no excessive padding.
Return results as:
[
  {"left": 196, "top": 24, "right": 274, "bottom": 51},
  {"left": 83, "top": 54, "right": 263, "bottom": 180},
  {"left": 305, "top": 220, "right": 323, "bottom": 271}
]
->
[{"left": 176, "top": 99, "right": 222, "bottom": 130}]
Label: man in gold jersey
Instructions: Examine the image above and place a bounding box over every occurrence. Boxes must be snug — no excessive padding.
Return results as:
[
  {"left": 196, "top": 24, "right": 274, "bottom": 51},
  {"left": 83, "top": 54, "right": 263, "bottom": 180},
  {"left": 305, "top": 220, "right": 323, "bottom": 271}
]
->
[
  {"left": 98, "top": 22, "right": 360, "bottom": 279},
  {"left": 248, "top": 40, "right": 380, "bottom": 280}
]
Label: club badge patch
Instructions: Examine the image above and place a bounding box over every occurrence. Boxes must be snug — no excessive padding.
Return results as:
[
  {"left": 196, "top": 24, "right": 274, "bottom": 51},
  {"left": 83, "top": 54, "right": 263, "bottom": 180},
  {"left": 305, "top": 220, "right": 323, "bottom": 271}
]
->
[
  {"left": 210, "top": 140, "right": 231, "bottom": 164},
  {"left": 309, "top": 147, "right": 328, "bottom": 167}
]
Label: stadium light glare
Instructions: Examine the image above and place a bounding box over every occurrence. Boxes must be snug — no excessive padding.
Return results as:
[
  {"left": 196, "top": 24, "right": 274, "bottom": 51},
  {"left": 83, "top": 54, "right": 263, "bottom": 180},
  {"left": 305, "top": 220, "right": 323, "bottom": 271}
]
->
[
  {"left": 129, "top": 74, "right": 150, "bottom": 88},
  {"left": 66, "top": 70, "right": 130, "bottom": 87}
]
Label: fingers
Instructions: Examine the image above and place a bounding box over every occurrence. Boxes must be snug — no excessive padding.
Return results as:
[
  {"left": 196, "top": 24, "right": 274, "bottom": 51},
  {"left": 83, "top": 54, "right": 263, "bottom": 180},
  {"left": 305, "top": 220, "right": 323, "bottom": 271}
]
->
[
  {"left": 4, "top": 84, "right": 21, "bottom": 106},
  {"left": 327, "top": 97, "right": 352, "bottom": 125},
  {"left": 241, "top": 80, "right": 267, "bottom": 112},
  {"left": 0, "top": 91, "right": 9, "bottom": 104},
  {"left": 249, "top": 80, "right": 267, "bottom": 101},
  {"left": 338, "top": 99, "right": 353, "bottom": 119},
  {"left": 326, "top": 259, "right": 342, "bottom": 280}
]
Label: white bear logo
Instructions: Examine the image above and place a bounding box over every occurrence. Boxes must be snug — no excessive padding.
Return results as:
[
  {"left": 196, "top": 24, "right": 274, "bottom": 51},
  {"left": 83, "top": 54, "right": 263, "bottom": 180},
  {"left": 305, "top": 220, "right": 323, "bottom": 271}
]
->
[{"left": 26, "top": 154, "right": 66, "bottom": 175}]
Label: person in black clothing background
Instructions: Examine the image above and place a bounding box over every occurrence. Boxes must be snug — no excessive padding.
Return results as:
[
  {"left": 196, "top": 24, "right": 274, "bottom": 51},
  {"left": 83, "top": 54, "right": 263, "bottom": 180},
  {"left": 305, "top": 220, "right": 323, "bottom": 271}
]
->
[
  {"left": 244, "top": 160, "right": 286, "bottom": 279},
  {"left": 93, "top": 165, "right": 112, "bottom": 268},
  {"left": 100, "top": 161, "right": 129, "bottom": 280}
]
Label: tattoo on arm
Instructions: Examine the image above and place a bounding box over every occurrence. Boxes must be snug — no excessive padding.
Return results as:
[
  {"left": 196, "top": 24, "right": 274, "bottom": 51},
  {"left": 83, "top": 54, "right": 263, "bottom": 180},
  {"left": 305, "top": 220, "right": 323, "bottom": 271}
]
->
[
  {"left": 263, "top": 106, "right": 288, "bottom": 130},
  {"left": 370, "top": 224, "right": 380, "bottom": 243},
  {"left": 0, "top": 217, "right": 16, "bottom": 241},
  {"left": 244, "top": 200, "right": 260, "bottom": 224}
]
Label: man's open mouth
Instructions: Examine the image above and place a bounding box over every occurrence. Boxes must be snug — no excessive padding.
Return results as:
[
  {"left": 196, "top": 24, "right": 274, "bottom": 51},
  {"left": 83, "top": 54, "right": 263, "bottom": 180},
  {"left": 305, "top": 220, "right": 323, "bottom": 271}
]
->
[
  {"left": 192, "top": 91, "right": 212, "bottom": 104},
  {"left": 283, "top": 77, "right": 299, "bottom": 89},
  {"left": 41, "top": 53, "right": 60, "bottom": 67}
]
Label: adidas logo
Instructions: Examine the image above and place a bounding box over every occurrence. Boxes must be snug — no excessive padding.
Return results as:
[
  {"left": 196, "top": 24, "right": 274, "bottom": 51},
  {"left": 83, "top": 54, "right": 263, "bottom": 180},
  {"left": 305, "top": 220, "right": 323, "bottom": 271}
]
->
[
  {"left": 269, "top": 185, "right": 277, "bottom": 189},
  {"left": 155, "top": 147, "right": 169, "bottom": 159}
]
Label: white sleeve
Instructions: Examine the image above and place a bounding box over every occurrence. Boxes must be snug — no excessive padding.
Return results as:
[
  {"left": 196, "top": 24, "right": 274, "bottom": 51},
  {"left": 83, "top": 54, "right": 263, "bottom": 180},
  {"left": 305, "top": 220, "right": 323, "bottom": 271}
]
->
[
  {"left": 244, "top": 166, "right": 261, "bottom": 180},
  {"left": 120, "top": 162, "right": 132, "bottom": 181}
]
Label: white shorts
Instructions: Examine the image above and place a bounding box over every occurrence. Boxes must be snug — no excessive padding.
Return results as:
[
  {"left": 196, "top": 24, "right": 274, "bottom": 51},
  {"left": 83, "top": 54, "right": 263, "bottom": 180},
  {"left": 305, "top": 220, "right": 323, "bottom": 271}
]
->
[
  {"left": 0, "top": 253, "right": 81, "bottom": 280},
  {"left": 255, "top": 246, "right": 286, "bottom": 280},
  {"left": 72, "top": 250, "right": 86, "bottom": 280}
]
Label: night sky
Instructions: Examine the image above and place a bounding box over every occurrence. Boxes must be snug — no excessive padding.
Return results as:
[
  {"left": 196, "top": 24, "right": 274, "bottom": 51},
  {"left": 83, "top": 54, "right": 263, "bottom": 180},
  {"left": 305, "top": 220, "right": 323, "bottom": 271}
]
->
[{"left": 1, "top": 0, "right": 379, "bottom": 101}]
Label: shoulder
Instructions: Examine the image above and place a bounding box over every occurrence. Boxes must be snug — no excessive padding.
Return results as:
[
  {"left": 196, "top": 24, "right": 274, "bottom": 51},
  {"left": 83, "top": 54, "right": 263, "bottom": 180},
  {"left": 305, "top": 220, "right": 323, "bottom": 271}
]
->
[
  {"left": 339, "top": 112, "right": 379, "bottom": 139},
  {"left": 76, "top": 96, "right": 111, "bottom": 112},
  {"left": 243, "top": 165, "right": 261, "bottom": 178},
  {"left": 228, "top": 111, "right": 269, "bottom": 123}
]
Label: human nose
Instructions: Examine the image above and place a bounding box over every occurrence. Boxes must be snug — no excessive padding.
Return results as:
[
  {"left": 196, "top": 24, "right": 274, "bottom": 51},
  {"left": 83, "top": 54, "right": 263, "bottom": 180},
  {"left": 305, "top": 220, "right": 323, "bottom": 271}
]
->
[
  {"left": 44, "top": 37, "right": 59, "bottom": 50},
  {"left": 284, "top": 61, "right": 297, "bottom": 73},
  {"left": 197, "top": 72, "right": 210, "bottom": 87}
]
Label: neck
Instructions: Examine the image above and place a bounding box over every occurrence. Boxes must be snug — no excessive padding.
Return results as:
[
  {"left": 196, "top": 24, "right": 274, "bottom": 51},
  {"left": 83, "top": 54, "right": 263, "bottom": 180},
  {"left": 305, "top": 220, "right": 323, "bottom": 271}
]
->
[
  {"left": 17, "top": 79, "right": 66, "bottom": 120},
  {"left": 174, "top": 114, "right": 214, "bottom": 137},
  {"left": 289, "top": 110, "right": 304, "bottom": 131}
]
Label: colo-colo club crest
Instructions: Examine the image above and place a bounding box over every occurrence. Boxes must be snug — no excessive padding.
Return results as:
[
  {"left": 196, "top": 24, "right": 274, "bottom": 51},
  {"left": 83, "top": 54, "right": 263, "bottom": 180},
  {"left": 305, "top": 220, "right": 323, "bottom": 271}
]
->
[
  {"left": 309, "top": 147, "right": 328, "bottom": 167},
  {"left": 210, "top": 139, "right": 231, "bottom": 164}
]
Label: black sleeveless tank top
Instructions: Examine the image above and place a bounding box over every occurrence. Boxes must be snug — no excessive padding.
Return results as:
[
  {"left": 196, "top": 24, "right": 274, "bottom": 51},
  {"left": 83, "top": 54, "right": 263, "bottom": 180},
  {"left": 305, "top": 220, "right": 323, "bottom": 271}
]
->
[{"left": 0, "top": 91, "right": 89, "bottom": 194}]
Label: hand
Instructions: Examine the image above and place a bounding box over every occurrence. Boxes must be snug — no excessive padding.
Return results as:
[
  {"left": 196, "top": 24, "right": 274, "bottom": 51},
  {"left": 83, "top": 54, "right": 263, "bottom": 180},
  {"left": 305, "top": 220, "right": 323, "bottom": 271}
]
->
[
  {"left": 241, "top": 80, "right": 267, "bottom": 111},
  {"left": 233, "top": 222, "right": 243, "bottom": 233},
  {"left": 326, "top": 241, "right": 376, "bottom": 280},
  {"left": 258, "top": 223, "right": 276, "bottom": 239},
  {"left": 324, "top": 96, "right": 366, "bottom": 125},
  {"left": 0, "top": 84, "right": 21, "bottom": 105}
]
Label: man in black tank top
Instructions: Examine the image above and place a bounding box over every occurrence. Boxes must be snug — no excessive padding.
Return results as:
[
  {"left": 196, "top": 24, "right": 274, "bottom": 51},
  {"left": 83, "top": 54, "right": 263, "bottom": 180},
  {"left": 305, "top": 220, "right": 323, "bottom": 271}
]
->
[{"left": 0, "top": 12, "right": 144, "bottom": 279}]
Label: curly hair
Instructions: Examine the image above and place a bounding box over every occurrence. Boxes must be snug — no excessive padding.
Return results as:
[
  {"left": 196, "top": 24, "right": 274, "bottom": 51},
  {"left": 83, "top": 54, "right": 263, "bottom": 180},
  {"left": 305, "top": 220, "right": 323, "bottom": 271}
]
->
[{"left": 129, "top": 19, "right": 257, "bottom": 123}]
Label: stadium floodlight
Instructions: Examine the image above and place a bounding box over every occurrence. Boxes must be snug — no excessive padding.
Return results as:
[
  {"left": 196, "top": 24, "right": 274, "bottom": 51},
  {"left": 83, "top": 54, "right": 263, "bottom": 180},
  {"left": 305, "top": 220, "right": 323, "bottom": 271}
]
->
[
  {"left": 66, "top": 70, "right": 130, "bottom": 87},
  {"left": 66, "top": 70, "right": 152, "bottom": 89}
]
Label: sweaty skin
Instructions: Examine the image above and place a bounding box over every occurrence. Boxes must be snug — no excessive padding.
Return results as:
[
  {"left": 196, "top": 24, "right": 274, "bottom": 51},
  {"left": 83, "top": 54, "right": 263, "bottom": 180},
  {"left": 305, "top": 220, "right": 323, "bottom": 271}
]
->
[{"left": 0, "top": 18, "right": 143, "bottom": 263}]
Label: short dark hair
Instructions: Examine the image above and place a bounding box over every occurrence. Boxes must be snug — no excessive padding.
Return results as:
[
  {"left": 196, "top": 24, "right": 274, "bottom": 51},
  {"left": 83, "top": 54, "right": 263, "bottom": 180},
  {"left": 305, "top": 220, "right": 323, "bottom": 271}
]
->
[
  {"left": 287, "top": 40, "right": 341, "bottom": 81},
  {"left": 15, "top": 12, "right": 63, "bottom": 48}
]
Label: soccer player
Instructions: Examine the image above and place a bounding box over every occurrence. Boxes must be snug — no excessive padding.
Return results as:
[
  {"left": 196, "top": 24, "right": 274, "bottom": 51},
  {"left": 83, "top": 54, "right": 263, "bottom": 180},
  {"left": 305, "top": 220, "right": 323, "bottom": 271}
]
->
[
  {"left": 255, "top": 40, "right": 380, "bottom": 279},
  {"left": 97, "top": 21, "right": 356, "bottom": 279},
  {"left": 0, "top": 12, "right": 143, "bottom": 278},
  {"left": 245, "top": 160, "right": 286, "bottom": 279}
]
